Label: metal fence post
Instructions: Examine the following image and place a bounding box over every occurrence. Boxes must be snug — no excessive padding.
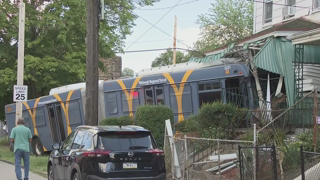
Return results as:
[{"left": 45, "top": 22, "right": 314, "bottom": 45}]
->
[
  {"left": 300, "top": 145, "right": 305, "bottom": 180},
  {"left": 171, "top": 142, "right": 174, "bottom": 180},
  {"left": 253, "top": 124, "right": 257, "bottom": 180},
  {"left": 238, "top": 145, "right": 243, "bottom": 180},
  {"left": 184, "top": 135, "right": 188, "bottom": 180},
  {"left": 218, "top": 140, "right": 221, "bottom": 180},
  {"left": 272, "top": 144, "right": 278, "bottom": 180}
]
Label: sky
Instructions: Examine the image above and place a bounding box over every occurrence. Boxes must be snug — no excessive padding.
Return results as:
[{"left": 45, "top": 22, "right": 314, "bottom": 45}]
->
[{"left": 119, "top": 0, "right": 213, "bottom": 73}]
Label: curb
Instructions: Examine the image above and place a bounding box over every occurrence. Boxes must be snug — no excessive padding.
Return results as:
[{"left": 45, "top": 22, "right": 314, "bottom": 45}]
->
[{"left": 0, "top": 160, "right": 47, "bottom": 177}]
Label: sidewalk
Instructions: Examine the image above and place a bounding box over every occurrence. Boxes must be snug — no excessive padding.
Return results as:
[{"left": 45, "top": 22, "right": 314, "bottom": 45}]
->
[{"left": 0, "top": 160, "right": 46, "bottom": 180}]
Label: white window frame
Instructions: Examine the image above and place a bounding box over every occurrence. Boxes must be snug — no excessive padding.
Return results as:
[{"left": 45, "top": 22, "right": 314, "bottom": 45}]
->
[
  {"left": 313, "top": 0, "right": 320, "bottom": 10},
  {"left": 286, "top": 0, "right": 296, "bottom": 6},
  {"left": 264, "top": 0, "right": 273, "bottom": 24},
  {"left": 283, "top": 0, "right": 296, "bottom": 19}
]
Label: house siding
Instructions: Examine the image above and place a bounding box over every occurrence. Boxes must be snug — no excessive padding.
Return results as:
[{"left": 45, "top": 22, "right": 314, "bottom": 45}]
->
[{"left": 254, "top": 0, "right": 320, "bottom": 34}]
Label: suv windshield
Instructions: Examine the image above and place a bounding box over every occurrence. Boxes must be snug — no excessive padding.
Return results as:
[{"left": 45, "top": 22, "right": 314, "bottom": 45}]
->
[{"left": 97, "top": 132, "right": 155, "bottom": 151}]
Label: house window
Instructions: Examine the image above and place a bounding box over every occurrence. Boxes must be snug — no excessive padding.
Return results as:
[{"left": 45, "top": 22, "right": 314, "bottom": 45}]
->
[
  {"left": 264, "top": 0, "right": 273, "bottom": 23},
  {"left": 287, "top": 0, "right": 295, "bottom": 6},
  {"left": 314, "top": 0, "right": 320, "bottom": 9},
  {"left": 283, "top": 0, "right": 296, "bottom": 18}
]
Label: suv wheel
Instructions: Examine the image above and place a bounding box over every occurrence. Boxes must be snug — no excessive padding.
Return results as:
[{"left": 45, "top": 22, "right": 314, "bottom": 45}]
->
[
  {"left": 48, "top": 166, "right": 53, "bottom": 180},
  {"left": 72, "top": 172, "right": 80, "bottom": 180}
]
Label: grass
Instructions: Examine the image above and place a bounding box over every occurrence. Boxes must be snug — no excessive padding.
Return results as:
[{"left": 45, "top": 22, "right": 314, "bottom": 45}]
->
[
  {"left": 0, "top": 144, "right": 48, "bottom": 177},
  {"left": 0, "top": 136, "right": 9, "bottom": 146}
]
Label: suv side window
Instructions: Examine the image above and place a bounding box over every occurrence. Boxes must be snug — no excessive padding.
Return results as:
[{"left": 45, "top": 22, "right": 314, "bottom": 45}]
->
[
  {"left": 81, "top": 132, "right": 93, "bottom": 150},
  {"left": 71, "top": 131, "right": 85, "bottom": 149},
  {"left": 62, "top": 131, "right": 76, "bottom": 150}
]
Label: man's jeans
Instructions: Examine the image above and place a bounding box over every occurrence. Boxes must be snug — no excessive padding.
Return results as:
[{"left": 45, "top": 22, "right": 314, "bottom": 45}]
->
[{"left": 14, "top": 149, "right": 30, "bottom": 180}]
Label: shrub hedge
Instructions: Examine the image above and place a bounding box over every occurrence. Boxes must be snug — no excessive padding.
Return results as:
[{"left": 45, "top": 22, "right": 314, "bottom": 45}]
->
[
  {"left": 135, "top": 105, "right": 174, "bottom": 148},
  {"left": 175, "top": 115, "right": 200, "bottom": 133},
  {"left": 100, "top": 116, "right": 133, "bottom": 126}
]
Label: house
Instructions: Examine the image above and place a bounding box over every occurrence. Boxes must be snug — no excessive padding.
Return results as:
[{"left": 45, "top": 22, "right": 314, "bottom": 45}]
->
[
  {"left": 254, "top": 0, "right": 320, "bottom": 34},
  {"left": 190, "top": 17, "right": 320, "bottom": 127}
]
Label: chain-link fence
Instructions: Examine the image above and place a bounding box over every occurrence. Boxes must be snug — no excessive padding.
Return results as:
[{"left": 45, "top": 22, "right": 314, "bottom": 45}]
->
[
  {"left": 253, "top": 89, "right": 320, "bottom": 180},
  {"left": 296, "top": 145, "right": 320, "bottom": 180},
  {"left": 164, "top": 134, "right": 254, "bottom": 180},
  {"left": 239, "top": 145, "right": 278, "bottom": 180}
]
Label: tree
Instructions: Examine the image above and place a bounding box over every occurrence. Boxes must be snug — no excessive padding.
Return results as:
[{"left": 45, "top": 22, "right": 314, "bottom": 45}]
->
[
  {"left": 195, "top": 0, "right": 253, "bottom": 52},
  {"left": 122, "top": 68, "right": 134, "bottom": 77},
  {"left": 0, "top": 0, "right": 160, "bottom": 119},
  {"left": 151, "top": 49, "right": 188, "bottom": 67}
]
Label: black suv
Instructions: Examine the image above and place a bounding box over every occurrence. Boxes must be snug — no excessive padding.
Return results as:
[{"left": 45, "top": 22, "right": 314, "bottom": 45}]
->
[{"left": 47, "top": 125, "right": 166, "bottom": 180}]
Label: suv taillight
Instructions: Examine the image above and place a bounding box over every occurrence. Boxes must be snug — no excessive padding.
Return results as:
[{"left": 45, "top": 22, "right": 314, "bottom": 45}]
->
[
  {"left": 83, "top": 150, "right": 111, "bottom": 157},
  {"left": 148, "top": 149, "right": 164, "bottom": 156}
]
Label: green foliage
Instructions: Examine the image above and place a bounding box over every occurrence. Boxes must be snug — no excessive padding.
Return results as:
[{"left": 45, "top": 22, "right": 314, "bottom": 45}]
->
[
  {"left": 175, "top": 102, "right": 247, "bottom": 140},
  {"left": 175, "top": 115, "right": 200, "bottom": 133},
  {"left": 0, "top": 0, "right": 160, "bottom": 119},
  {"left": 257, "top": 129, "right": 286, "bottom": 146},
  {"left": 136, "top": 105, "right": 174, "bottom": 148},
  {"left": 122, "top": 68, "right": 134, "bottom": 77},
  {"left": 0, "top": 146, "right": 48, "bottom": 175},
  {"left": 0, "top": 137, "right": 9, "bottom": 146},
  {"left": 151, "top": 49, "right": 189, "bottom": 67},
  {"left": 280, "top": 143, "right": 301, "bottom": 171},
  {"left": 100, "top": 116, "right": 133, "bottom": 126},
  {"left": 197, "top": 102, "right": 247, "bottom": 138},
  {"left": 296, "top": 131, "right": 320, "bottom": 152},
  {"left": 195, "top": 0, "right": 254, "bottom": 52}
]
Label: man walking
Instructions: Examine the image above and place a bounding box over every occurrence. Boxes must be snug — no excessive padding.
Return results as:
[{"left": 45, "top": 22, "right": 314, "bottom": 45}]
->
[{"left": 10, "top": 118, "right": 32, "bottom": 180}]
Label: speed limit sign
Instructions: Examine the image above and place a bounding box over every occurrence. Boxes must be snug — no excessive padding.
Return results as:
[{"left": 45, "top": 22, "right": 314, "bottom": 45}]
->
[{"left": 13, "top": 85, "right": 28, "bottom": 102}]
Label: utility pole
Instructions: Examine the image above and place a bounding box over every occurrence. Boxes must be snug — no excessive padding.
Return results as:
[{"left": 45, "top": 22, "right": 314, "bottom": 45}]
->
[
  {"left": 85, "top": 0, "right": 100, "bottom": 126},
  {"left": 15, "top": 1, "right": 26, "bottom": 124},
  {"left": 172, "top": 16, "right": 177, "bottom": 65}
]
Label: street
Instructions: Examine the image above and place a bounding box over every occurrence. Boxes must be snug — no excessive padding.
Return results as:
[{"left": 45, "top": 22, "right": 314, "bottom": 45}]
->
[{"left": 0, "top": 161, "right": 46, "bottom": 180}]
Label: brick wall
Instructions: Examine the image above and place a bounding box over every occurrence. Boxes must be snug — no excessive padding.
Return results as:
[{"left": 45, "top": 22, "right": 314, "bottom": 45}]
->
[{"left": 99, "top": 56, "right": 122, "bottom": 81}]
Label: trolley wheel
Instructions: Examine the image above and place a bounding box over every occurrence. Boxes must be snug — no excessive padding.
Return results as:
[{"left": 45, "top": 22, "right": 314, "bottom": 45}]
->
[{"left": 33, "top": 138, "right": 44, "bottom": 156}]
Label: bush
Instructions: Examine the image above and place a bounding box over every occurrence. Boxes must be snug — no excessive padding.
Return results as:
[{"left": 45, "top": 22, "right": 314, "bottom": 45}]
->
[
  {"left": 136, "top": 105, "right": 174, "bottom": 148},
  {"left": 198, "top": 102, "right": 247, "bottom": 139},
  {"left": 280, "top": 143, "right": 301, "bottom": 171},
  {"left": 100, "top": 116, "right": 133, "bottom": 126},
  {"left": 296, "top": 131, "right": 320, "bottom": 152},
  {"left": 175, "top": 115, "right": 200, "bottom": 133}
]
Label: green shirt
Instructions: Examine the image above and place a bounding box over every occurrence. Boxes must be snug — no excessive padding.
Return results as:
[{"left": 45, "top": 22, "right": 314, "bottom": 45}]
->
[{"left": 10, "top": 125, "right": 32, "bottom": 153}]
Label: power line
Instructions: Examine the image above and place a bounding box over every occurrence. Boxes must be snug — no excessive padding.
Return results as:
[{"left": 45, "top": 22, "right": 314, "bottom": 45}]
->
[
  {"left": 132, "top": 12, "right": 192, "bottom": 49},
  {"left": 125, "top": 0, "right": 183, "bottom": 50},
  {"left": 124, "top": 47, "right": 201, "bottom": 53},
  {"left": 126, "top": 39, "right": 172, "bottom": 43},
  {"left": 135, "top": 0, "right": 199, "bottom": 11}
]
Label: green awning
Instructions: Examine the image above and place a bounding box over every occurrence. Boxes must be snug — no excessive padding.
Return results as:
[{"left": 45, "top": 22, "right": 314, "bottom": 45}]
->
[
  {"left": 254, "top": 38, "right": 320, "bottom": 106},
  {"left": 190, "top": 43, "right": 235, "bottom": 63},
  {"left": 253, "top": 38, "right": 295, "bottom": 106}
]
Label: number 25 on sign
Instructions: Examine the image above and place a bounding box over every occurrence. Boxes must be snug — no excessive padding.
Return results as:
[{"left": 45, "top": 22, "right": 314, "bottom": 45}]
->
[{"left": 13, "top": 85, "right": 28, "bottom": 102}]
